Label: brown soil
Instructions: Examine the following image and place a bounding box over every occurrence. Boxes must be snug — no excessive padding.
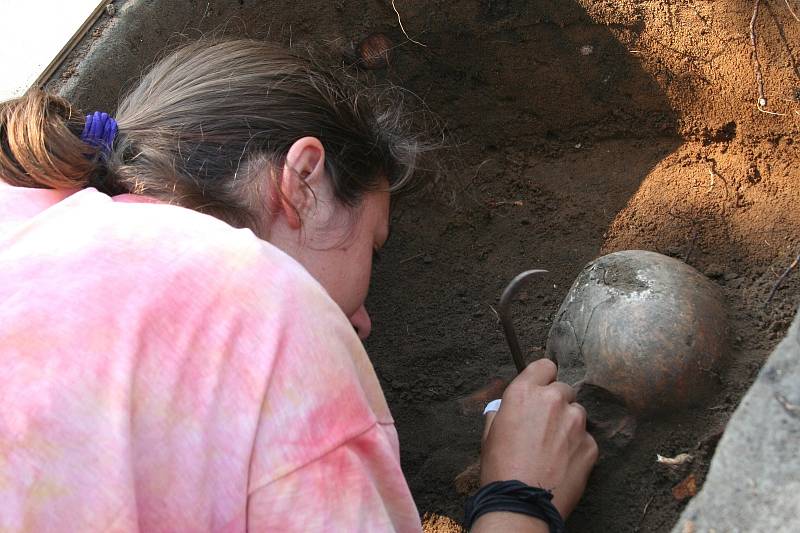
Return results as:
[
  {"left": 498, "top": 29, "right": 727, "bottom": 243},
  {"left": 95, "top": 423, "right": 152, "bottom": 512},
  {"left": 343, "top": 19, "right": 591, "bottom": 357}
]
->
[
  {"left": 62, "top": 0, "right": 800, "bottom": 531},
  {"left": 359, "top": 1, "right": 800, "bottom": 531}
]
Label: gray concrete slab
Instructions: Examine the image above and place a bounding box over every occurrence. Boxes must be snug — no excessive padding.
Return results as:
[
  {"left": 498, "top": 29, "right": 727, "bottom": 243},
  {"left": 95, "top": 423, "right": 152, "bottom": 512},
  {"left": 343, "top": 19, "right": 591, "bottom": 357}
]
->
[
  {"left": 50, "top": 0, "right": 394, "bottom": 111},
  {"left": 673, "top": 310, "right": 800, "bottom": 532}
]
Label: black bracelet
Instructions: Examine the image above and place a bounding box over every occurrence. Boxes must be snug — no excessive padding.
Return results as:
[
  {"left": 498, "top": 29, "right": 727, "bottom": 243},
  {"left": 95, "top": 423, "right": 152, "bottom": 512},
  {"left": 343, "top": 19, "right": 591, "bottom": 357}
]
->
[{"left": 464, "top": 480, "right": 566, "bottom": 532}]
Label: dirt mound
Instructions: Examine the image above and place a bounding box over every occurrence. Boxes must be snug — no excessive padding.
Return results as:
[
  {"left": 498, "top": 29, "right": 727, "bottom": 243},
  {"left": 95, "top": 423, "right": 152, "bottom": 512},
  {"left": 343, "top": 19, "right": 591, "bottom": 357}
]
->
[{"left": 362, "top": 1, "right": 800, "bottom": 531}]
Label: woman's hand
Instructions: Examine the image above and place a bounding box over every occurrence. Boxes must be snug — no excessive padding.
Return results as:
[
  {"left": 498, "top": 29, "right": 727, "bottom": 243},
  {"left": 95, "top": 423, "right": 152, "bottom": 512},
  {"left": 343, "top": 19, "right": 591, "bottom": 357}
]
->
[{"left": 479, "top": 358, "right": 598, "bottom": 519}]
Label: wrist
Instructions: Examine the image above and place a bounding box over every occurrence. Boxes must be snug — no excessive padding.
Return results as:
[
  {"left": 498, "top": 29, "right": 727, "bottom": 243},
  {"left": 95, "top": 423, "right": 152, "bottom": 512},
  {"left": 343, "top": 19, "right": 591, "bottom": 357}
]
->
[
  {"left": 464, "top": 480, "right": 565, "bottom": 532},
  {"left": 471, "top": 511, "right": 549, "bottom": 532}
]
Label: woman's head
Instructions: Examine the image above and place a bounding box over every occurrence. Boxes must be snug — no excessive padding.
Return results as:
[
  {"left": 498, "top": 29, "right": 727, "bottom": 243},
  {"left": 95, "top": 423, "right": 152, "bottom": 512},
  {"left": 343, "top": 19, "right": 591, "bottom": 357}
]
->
[
  {"left": 109, "top": 39, "right": 420, "bottom": 232},
  {"left": 0, "top": 39, "right": 424, "bottom": 337}
]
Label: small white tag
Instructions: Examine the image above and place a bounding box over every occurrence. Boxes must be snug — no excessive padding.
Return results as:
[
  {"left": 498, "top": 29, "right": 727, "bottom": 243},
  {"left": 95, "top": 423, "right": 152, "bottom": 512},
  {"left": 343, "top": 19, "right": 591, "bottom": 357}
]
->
[{"left": 483, "top": 399, "right": 502, "bottom": 415}]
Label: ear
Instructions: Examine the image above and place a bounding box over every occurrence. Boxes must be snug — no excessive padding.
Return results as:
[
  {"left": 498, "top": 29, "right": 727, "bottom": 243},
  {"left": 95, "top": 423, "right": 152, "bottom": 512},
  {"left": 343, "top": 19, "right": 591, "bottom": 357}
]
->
[{"left": 278, "top": 137, "right": 326, "bottom": 229}]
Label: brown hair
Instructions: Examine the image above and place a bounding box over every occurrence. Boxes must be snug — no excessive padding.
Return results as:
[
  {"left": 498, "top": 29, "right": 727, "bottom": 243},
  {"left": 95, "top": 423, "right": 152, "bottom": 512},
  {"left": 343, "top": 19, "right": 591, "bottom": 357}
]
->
[
  {"left": 0, "top": 91, "right": 97, "bottom": 189},
  {"left": 0, "top": 39, "right": 422, "bottom": 233}
]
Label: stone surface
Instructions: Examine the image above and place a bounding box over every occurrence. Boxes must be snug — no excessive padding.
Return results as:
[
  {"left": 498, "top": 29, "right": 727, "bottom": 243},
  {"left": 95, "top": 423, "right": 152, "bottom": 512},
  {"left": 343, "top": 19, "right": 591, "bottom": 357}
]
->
[
  {"left": 51, "top": 0, "right": 340, "bottom": 111},
  {"left": 673, "top": 309, "right": 800, "bottom": 532}
]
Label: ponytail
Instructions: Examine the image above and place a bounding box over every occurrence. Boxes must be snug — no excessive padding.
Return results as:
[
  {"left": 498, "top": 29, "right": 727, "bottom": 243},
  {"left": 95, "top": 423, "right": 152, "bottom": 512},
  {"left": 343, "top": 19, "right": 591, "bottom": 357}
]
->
[{"left": 0, "top": 90, "right": 98, "bottom": 189}]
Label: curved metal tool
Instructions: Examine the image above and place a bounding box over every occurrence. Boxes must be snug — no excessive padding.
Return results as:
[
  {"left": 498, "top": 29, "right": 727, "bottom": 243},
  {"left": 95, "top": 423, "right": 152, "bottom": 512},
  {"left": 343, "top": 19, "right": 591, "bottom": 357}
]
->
[{"left": 498, "top": 269, "right": 549, "bottom": 374}]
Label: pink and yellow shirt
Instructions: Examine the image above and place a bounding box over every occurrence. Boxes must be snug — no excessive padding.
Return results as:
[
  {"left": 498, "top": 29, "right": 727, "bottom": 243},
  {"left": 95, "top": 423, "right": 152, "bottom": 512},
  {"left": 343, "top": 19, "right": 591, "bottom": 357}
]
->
[{"left": 0, "top": 185, "right": 421, "bottom": 532}]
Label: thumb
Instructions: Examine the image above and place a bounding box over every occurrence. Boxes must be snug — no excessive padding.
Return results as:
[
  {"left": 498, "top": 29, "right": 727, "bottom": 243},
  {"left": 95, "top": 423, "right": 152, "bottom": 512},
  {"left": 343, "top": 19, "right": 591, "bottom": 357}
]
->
[{"left": 482, "top": 410, "right": 497, "bottom": 446}]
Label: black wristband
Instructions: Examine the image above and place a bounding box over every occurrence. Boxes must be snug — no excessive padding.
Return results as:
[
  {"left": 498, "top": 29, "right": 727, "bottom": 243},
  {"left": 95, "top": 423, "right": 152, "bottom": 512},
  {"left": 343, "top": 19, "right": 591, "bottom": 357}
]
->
[{"left": 464, "top": 480, "right": 566, "bottom": 532}]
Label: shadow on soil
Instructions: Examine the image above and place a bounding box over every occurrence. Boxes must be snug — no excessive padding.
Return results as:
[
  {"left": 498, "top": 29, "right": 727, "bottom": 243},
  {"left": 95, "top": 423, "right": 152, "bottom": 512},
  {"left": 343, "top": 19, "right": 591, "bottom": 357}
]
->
[{"left": 55, "top": 0, "right": 685, "bottom": 531}]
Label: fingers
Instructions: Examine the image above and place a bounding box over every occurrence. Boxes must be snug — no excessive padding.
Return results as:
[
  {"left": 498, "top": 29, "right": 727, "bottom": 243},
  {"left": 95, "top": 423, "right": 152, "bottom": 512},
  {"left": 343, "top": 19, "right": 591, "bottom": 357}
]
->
[
  {"left": 548, "top": 381, "right": 577, "bottom": 404},
  {"left": 517, "top": 358, "right": 557, "bottom": 387},
  {"left": 487, "top": 377, "right": 579, "bottom": 448},
  {"left": 482, "top": 410, "right": 496, "bottom": 445},
  {"left": 584, "top": 432, "right": 599, "bottom": 465},
  {"left": 504, "top": 377, "right": 576, "bottom": 408},
  {"left": 478, "top": 357, "right": 597, "bottom": 517},
  {"left": 568, "top": 399, "right": 587, "bottom": 425}
]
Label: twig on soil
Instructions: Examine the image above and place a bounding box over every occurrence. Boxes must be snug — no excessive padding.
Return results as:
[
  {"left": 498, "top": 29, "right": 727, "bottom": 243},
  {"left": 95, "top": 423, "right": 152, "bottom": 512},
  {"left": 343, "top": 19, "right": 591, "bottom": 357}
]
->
[
  {"left": 748, "top": 0, "right": 800, "bottom": 113},
  {"left": 706, "top": 168, "right": 715, "bottom": 192},
  {"left": 750, "top": 0, "right": 768, "bottom": 108},
  {"left": 637, "top": 495, "right": 656, "bottom": 531},
  {"left": 775, "top": 392, "right": 800, "bottom": 417},
  {"left": 487, "top": 199, "right": 524, "bottom": 208},
  {"left": 758, "top": 105, "right": 788, "bottom": 115},
  {"left": 399, "top": 252, "right": 425, "bottom": 264},
  {"left": 749, "top": 1, "right": 793, "bottom": 117},
  {"left": 657, "top": 453, "right": 694, "bottom": 466},
  {"left": 705, "top": 159, "right": 731, "bottom": 206},
  {"left": 784, "top": 0, "right": 800, "bottom": 22},
  {"left": 764, "top": 250, "right": 800, "bottom": 306},
  {"left": 465, "top": 159, "right": 493, "bottom": 189},
  {"left": 391, "top": 0, "right": 427, "bottom": 47},
  {"left": 459, "top": 159, "right": 493, "bottom": 209}
]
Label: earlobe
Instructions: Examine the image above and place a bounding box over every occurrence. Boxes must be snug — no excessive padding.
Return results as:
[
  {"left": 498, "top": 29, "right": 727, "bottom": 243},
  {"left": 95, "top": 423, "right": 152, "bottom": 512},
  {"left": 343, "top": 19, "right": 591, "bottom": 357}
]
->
[{"left": 279, "top": 137, "right": 326, "bottom": 229}]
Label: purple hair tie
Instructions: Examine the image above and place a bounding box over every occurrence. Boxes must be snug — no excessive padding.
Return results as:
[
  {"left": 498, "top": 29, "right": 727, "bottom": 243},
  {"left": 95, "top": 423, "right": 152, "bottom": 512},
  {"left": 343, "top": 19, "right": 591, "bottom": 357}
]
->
[{"left": 80, "top": 111, "right": 118, "bottom": 155}]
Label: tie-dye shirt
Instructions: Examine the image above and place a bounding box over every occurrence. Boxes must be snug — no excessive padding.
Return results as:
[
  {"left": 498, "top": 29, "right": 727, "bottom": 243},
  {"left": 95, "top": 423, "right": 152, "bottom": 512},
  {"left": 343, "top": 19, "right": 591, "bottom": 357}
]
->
[{"left": 0, "top": 185, "right": 421, "bottom": 532}]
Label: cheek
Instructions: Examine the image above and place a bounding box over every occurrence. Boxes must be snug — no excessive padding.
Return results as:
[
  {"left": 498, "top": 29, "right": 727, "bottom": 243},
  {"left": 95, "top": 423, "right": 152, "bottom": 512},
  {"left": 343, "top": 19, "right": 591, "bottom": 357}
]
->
[
  {"left": 347, "top": 248, "right": 374, "bottom": 311},
  {"left": 321, "top": 245, "right": 373, "bottom": 316}
]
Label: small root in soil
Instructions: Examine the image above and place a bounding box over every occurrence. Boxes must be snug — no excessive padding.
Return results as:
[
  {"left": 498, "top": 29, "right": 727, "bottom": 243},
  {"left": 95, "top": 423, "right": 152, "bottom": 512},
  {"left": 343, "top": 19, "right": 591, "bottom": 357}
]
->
[
  {"left": 391, "top": 0, "right": 427, "bottom": 47},
  {"left": 750, "top": 0, "right": 767, "bottom": 107},
  {"left": 783, "top": 0, "right": 800, "bottom": 22},
  {"left": 765, "top": 251, "right": 800, "bottom": 307}
]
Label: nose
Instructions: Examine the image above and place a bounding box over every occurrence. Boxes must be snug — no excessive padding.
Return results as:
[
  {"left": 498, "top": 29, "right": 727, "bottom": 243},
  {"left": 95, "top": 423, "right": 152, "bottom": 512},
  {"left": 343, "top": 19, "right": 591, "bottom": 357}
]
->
[{"left": 349, "top": 305, "right": 372, "bottom": 340}]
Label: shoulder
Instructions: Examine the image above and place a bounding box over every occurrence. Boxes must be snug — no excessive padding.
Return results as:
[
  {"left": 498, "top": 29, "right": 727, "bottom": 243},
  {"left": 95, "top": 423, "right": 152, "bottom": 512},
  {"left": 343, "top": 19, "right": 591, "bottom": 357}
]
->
[
  {"left": 7, "top": 186, "right": 337, "bottom": 343},
  {"left": 9, "top": 185, "right": 390, "bottom": 418},
  {"left": 60, "top": 188, "right": 320, "bottom": 298}
]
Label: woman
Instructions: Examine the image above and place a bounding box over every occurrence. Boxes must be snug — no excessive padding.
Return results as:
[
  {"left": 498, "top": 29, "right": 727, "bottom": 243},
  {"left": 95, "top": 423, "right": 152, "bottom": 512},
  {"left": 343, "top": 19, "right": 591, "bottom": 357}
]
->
[{"left": 0, "top": 39, "right": 596, "bottom": 531}]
